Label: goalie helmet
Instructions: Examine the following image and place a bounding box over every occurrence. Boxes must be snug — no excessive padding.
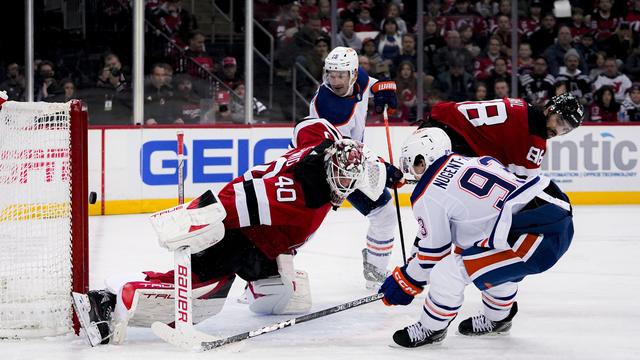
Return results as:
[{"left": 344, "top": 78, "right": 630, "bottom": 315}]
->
[
  {"left": 546, "top": 92, "right": 584, "bottom": 128},
  {"left": 399, "top": 128, "right": 452, "bottom": 181},
  {"left": 324, "top": 139, "right": 365, "bottom": 206},
  {"left": 323, "top": 46, "right": 359, "bottom": 97}
]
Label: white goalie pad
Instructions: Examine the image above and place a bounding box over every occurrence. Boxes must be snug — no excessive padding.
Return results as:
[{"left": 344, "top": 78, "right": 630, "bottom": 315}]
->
[
  {"left": 149, "top": 190, "right": 227, "bottom": 253},
  {"left": 247, "top": 254, "right": 312, "bottom": 315}
]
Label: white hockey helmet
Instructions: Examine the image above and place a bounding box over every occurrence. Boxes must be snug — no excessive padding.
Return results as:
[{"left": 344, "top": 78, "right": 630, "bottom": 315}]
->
[
  {"left": 324, "top": 139, "right": 365, "bottom": 206},
  {"left": 323, "top": 46, "right": 359, "bottom": 97},
  {"left": 399, "top": 128, "right": 452, "bottom": 181}
]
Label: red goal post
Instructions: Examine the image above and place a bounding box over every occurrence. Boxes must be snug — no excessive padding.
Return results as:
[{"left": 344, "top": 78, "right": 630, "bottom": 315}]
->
[{"left": 0, "top": 99, "right": 88, "bottom": 338}]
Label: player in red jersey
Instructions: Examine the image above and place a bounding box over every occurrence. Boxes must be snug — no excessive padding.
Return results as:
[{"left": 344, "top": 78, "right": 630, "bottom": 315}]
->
[
  {"left": 72, "top": 120, "right": 382, "bottom": 345},
  {"left": 419, "top": 93, "right": 584, "bottom": 178}
]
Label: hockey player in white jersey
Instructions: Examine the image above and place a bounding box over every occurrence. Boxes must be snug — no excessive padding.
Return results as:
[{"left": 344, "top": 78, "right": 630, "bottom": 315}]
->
[
  {"left": 309, "top": 46, "right": 400, "bottom": 289},
  {"left": 379, "top": 128, "right": 575, "bottom": 348}
]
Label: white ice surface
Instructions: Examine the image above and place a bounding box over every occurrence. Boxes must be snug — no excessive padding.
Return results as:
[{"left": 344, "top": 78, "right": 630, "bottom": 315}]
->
[{"left": 3, "top": 206, "right": 640, "bottom": 360}]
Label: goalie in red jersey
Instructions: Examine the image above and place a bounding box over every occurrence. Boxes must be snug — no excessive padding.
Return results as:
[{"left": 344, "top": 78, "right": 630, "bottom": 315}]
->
[
  {"left": 72, "top": 119, "right": 392, "bottom": 346},
  {"left": 419, "top": 93, "right": 584, "bottom": 178}
]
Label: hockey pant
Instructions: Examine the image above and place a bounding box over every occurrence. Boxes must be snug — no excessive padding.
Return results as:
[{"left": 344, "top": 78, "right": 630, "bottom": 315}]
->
[
  {"left": 419, "top": 198, "right": 574, "bottom": 331},
  {"left": 348, "top": 188, "right": 396, "bottom": 270}
]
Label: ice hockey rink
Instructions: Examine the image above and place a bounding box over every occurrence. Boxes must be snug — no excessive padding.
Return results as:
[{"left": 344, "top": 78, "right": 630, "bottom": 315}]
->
[{"left": 3, "top": 205, "right": 640, "bottom": 360}]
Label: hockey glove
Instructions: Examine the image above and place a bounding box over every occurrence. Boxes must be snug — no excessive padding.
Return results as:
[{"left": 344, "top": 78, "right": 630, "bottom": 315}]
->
[
  {"left": 384, "top": 161, "right": 405, "bottom": 189},
  {"left": 379, "top": 266, "right": 424, "bottom": 306},
  {"left": 371, "top": 81, "right": 397, "bottom": 114}
]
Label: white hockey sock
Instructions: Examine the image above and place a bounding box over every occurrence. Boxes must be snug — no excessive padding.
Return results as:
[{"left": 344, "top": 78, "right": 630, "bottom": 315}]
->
[{"left": 481, "top": 283, "right": 518, "bottom": 322}]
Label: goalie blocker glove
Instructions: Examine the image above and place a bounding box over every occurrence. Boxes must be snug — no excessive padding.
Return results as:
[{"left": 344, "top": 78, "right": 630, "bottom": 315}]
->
[
  {"left": 370, "top": 81, "right": 398, "bottom": 114},
  {"left": 149, "top": 189, "right": 227, "bottom": 253}
]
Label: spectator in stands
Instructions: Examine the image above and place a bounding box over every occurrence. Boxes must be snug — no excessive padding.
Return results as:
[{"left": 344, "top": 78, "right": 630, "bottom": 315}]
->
[
  {"left": 568, "top": 8, "right": 591, "bottom": 39},
  {"left": 227, "top": 82, "right": 267, "bottom": 124},
  {"left": 275, "top": 1, "right": 303, "bottom": 45},
  {"left": 150, "top": 0, "right": 196, "bottom": 47},
  {"left": 354, "top": 4, "right": 378, "bottom": 32},
  {"left": 297, "top": 36, "right": 329, "bottom": 93},
  {"left": 182, "top": 31, "right": 215, "bottom": 77},
  {"left": 218, "top": 56, "right": 243, "bottom": 90},
  {"left": 472, "top": 82, "right": 488, "bottom": 101},
  {"left": 362, "top": 38, "right": 390, "bottom": 79},
  {"left": 484, "top": 57, "right": 511, "bottom": 99},
  {"left": 393, "top": 34, "right": 418, "bottom": 75},
  {"left": 493, "top": 78, "right": 510, "bottom": 99},
  {"left": 575, "top": 31, "right": 599, "bottom": 71},
  {"left": 335, "top": 19, "right": 362, "bottom": 51},
  {"left": 590, "top": 85, "right": 621, "bottom": 122},
  {"left": 0, "top": 62, "right": 25, "bottom": 101},
  {"left": 47, "top": 78, "right": 78, "bottom": 103},
  {"left": 555, "top": 49, "right": 591, "bottom": 105},
  {"left": 432, "top": 30, "right": 474, "bottom": 75},
  {"left": 433, "top": 60, "right": 475, "bottom": 102},
  {"left": 518, "top": 42, "right": 534, "bottom": 75},
  {"left": 544, "top": 25, "right": 586, "bottom": 76},
  {"left": 423, "top": 18, "right": 446, "bottom": 75},
  {"left": 202, "top": 89, "right": 231, "bottom": 123},
  {"left": 474, "top": 37, "right": 504, "bottom": 81},
  {"left": 173, "top": 74, "right": 202, "bottom": 124},
  {"left": 520, "top": 56, "right": 556, "bottom": 110},
  {"left": 459, "top": 24, "right": 481, "bottom": 58},
  {"left": 445, "top": 0, "right": 488, "bottom": 43},
  {"left": 627, "top": 0, "right": 640, "bottom": 31},
  {"left": 144, "top": 63, "right": 179, "bottom": 125},
  {"left": 490, "top": 15, "right": 516, "bottom": 57},
  {"left": 376, "top": 17, "right": 402, "bottom": 65},
  {"left": 97, "top": 53, "right": 129, "bottom": 92},
  {"left": 359, "top": 55, "right": 372, "bottom": 75},
  {"left": 622, "top": 83, "right": 640, "bottom": 121},
  {"left": 317, "top": 0, "right": 332, "bottom": 33},
  {"left": 590, "top": 0, "right": 619, "bottom": 48},
  {"left": 593, "top": 57, "right": 633, "bottom": 103},
  {"left": 380, "top": 3, "right": 407, "bottom": 35},
  {"left": 36, "top": 60, "right": 62, "bottom": 102},
  {"left": 554, "top": 80, "right": 568, "bottom": 96},
  {"left": 626, "top": 48, "right": 640, "bottom": 82},
  {"left": 528, "top": 13, "right": 557, "bottom": 56},
  {"left": 394, "top": 60, "right": 430, "bottom": 123},
  {"left": 589, "top": 52, "right": 608, "bottom": 82},
  {"left": 609, "top": 22, "right": 637, "bottom": 64},
  {"left": 520, "top": 0, "right": 542, "bottom": 37}
]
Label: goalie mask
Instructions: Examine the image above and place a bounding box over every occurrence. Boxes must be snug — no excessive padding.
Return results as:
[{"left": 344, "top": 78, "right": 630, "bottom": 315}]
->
[
  {"left": 323, "top": 46, "right": 359, "bottom": 97},
  {"left": 399, "top": 128, "right": 452, "bottom": 181},
  {"left": 324, "top": 139, "right": 365, "bottom": 206}
]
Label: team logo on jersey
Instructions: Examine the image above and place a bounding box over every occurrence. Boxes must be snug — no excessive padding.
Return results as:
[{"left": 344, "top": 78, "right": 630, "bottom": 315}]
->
[{"left": 417, "top": 217, "right": 428, "bottom": 237}]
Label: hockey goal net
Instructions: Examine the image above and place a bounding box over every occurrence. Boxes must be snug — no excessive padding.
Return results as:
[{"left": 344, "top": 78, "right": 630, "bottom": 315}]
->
[{"left": 0, "top": 100, "right": 88, "bottom": 338}]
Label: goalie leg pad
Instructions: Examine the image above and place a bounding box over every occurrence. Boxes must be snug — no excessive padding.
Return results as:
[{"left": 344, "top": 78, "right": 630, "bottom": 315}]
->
[
  {"left": 247, "top": 271, "right": 311, "bottom": 315},
  {"left": 149, "top": 189, "right": 227, "bottom": 253},
  {"left": 247, "top": 254, "right": 312, "bottom": 315},
  {"left": 107, "top": 271, "right": 235, "bottom": 344}
]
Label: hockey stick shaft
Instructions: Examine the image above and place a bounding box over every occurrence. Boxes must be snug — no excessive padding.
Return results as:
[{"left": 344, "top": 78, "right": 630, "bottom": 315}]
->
[
  {"left": 200, "top": 293, "right": 384, "bottom": 351},
  {"left": 175, "top": 130, "right": 193, "bottom": 329},
  {"left": 382, "top": 105, "right": 407, "bottom": 265}
]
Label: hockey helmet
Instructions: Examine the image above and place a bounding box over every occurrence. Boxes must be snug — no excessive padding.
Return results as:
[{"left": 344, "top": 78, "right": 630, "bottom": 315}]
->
[
  {"left": 399, "top": 128, "right": 452, "bottom": 181},
  {"left": 323, "top": 46, "right": 359, "bottom": 97},
  {"left": 546, "top": 92, "right": 584, "bottom": 129},
  {"left": 324, "top": 139, "right": 365, "bottom": 206}
]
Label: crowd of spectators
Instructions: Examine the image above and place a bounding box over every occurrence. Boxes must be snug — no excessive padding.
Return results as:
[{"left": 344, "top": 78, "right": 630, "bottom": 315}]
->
[
  {"left": 264, "top": 0, "right": 640, "bottom": 123},
  {"left": 0, "top": 0, "right": 268, "bottom": 125}
]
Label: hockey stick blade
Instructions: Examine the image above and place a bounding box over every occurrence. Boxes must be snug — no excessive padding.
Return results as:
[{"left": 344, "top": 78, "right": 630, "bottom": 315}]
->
[
  {"left": 197, "top": 293, "right": 384, "bottom": 351},
  {"left": 152, "top": 321, "right": 219, "bottom": 351}
]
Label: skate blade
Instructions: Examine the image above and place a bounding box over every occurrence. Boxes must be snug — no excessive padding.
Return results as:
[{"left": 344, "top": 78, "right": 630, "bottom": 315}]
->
[{"left": 71, "top": 292, "right": 104, "bottom": 347}]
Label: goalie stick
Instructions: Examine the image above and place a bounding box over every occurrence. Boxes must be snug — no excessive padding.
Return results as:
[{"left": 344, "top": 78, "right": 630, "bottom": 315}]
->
[{"left": 153, "top": 293, "right": 384, "bottom": 351}]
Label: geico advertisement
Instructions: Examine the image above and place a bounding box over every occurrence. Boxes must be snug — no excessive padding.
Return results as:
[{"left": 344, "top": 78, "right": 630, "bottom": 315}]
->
[
  {"left": 541, "top": 126, "right": 640, "bottom": 191},
  {"left": 97, "top": 125, "right": 639, "bottom": 204}
]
